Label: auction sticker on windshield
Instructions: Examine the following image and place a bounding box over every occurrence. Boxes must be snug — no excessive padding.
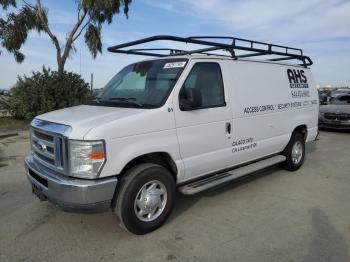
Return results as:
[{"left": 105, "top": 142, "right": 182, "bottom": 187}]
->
[{"left": 163, "top": 61, "right": 187, "bottom": 69}]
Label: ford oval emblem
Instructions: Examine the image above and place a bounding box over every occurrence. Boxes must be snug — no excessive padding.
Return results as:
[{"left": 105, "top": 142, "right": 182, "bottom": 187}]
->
[{"left": 36, "top": 142, "right": 47, "bottom": 152}]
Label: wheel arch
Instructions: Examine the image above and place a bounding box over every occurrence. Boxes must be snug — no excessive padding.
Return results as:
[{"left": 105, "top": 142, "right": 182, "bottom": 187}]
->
[
  {"left": 118, "top": 152, "right": 178, "bottom": 183},
  {"left": 292, "top": 124, "right": 308, "bottom": 141}
]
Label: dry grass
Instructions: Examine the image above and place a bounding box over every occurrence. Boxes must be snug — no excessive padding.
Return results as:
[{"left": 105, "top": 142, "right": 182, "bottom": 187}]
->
[{"left": 0, "top": 117, "right": 30, "bottom": 133}]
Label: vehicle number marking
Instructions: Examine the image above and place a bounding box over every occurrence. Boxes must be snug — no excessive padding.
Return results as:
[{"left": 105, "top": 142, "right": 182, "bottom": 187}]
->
[{"left": 163, "top": 62, "right": 186, "bottom": 69}]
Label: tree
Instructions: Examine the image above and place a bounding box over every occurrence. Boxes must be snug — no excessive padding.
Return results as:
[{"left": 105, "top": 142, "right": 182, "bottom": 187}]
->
[
  {"left": 0, "top": 0, "right": 131, "bottom": 75},
  {"left": 8, "top": 67, "right": 92, "bottom": 119}
]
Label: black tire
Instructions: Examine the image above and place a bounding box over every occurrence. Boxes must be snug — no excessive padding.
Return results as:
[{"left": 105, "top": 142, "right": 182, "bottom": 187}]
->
[
  {"left": 282, "top": 133, "right": 305, "bottom": 171},
  {"left": 113, "top": 163, "right": 175, "bottom": 235}
]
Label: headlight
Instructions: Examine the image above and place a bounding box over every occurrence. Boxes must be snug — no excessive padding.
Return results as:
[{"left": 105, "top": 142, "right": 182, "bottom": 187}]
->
[{"left": 68, "top": 140, "right": 106, "bottom": 179}]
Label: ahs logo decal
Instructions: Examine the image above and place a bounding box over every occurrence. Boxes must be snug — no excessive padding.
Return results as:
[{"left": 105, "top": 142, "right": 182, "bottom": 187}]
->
[{"left": 287, "top": 69, "right": 309, "bottom": 88}]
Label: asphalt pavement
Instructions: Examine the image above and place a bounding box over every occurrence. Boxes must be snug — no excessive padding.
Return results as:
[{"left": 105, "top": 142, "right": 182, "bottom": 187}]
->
[{"left": 0, "top": 130, "right": 349, "bottom": 262}]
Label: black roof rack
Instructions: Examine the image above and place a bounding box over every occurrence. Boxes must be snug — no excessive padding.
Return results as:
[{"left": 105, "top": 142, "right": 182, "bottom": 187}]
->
[{"left": 107, "top": 35, "right": 313, "bottom": 67}]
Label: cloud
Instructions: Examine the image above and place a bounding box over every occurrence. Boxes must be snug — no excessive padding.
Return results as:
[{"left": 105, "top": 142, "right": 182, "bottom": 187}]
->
[
  {"left": 143, "top": 0, "right": 176, "bottom": 12},
  {"left": 149, "top": 0, "right": 350, "bottom": 43},
  {"left": 143, "top": 0, "right": 350, "bottom": 86},
  {"left": 2, "top": 0, "right": 349, "bottom": 89}
]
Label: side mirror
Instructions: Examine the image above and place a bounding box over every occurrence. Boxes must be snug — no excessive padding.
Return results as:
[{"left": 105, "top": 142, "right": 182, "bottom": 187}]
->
[{"left": 179, "top": 89, "right": 202, "bottom": 111}]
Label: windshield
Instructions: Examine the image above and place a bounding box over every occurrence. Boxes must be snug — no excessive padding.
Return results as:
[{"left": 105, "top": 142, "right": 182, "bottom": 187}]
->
[
  {"left": 94, "top": 59, "right": 188, "bottom": 108},
  {"left": 329, "top": 95, "right": 350, "bottom": 105}
]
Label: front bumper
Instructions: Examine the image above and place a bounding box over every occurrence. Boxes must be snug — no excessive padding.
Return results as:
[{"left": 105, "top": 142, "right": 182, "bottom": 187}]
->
[
  {"left": 24, "top": 155, "right": 118, "bottom": 213},
  {"left": 318, "top": 120, "right": 350, "bottom": 130}
]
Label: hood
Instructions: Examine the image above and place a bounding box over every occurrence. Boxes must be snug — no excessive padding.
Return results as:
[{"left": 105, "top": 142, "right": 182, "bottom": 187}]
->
[
  {"left": 36, "top": 104, "right": 174, "bottom": 140},
  {"left": 320, "top": 104, "right": 350, "bottom": 114},
  {"left": 36, "top": 105, "right": 148, "bottom": 139}
]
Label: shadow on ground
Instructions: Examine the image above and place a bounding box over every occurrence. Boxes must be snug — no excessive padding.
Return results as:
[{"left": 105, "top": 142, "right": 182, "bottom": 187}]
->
[
  {"left": 303, "top": 209, "right": 349, "bottom": 262},
  {"left": 169, "top": 166, "right": 281, "bottom": 223}
]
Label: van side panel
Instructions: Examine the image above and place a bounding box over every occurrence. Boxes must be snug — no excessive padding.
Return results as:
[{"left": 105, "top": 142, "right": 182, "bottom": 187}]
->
[{"left": 229, "top": 61, "right": 318, "bottom": 167}]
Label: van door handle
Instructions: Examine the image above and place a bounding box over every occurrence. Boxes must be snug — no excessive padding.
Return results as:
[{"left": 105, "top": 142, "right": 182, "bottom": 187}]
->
[{"left": 226, "top": 122, "right": 231, "bottom": 134}]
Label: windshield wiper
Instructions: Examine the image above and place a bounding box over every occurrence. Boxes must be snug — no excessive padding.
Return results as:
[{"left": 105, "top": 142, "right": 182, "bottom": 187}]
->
[{"left": 107, "top": 97, "right": 144, "bottom": 107}]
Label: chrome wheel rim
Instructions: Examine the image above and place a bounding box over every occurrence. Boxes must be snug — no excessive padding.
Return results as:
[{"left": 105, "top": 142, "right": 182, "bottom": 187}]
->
[
  {"left": 134, "top": 180, "right": 167, "bottom": 222},
  {"left": 291, "top": 141, "right": 303, "bottom": 165}
]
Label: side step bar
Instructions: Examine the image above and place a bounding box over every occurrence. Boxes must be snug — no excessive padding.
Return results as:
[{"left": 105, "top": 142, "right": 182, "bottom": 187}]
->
[{"left": 178, "top": 155, "right": 286, "bottom": 195}]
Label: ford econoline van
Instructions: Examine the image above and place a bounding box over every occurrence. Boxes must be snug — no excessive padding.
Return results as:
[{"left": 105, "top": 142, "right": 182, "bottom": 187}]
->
[{"left": 25, "top": 36, "right": 319, "bottom": 234}]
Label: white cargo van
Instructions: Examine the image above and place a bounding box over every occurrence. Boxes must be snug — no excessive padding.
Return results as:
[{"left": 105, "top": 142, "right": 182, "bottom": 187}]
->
[{"left": 25, "top": 36, "right": 319, "bottom": 234}]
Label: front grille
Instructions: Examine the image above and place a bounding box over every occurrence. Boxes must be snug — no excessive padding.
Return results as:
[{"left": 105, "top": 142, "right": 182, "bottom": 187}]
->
[
  {"left": 324, "top": 113, "right": 350, "bottom": 121},
  {"left": 33, "top": 130, "right": 54, "bottom": 142},
  {"left": 31, "top": 127, "right": 66, "bottom": 173},
  {"left": 35, "top": 150, "right": 55, "bottom": 165}
]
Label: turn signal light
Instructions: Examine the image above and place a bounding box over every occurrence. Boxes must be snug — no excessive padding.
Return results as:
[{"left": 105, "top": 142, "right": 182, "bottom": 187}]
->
[{"left": 88, "top": 152, "right": 105, "bottom": 160}]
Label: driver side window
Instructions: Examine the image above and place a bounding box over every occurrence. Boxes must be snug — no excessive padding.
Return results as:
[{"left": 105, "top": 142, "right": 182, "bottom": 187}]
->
[{"left": 179, "top": 62, "right": 226, "bottom": 109}]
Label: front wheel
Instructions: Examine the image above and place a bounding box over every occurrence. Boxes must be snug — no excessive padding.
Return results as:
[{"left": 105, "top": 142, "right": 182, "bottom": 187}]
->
[
  {"left": 113, "top": 163, "right": 175, "bottom": 235},
  {"left": 282, "top": 133, "right": 305, "bottom": 171}
]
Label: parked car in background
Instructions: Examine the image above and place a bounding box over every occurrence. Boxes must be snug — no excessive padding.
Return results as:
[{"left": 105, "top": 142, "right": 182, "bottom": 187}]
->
[
  {"left": 0, "top": 89, "right": 10, "bottom": 96},
  {"left": 318, "top": 90, "right": 331, "bottom": 105},
  {"left": 92, "top": 88, "right": 104, "bottom": 98},
  {"left": 319, "top": 92, "right": 350, "bottom": 130}
]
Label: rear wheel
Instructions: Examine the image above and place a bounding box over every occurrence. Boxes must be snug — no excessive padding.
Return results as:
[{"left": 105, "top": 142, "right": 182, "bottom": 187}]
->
[
  {"left": 282, "top": 133, "right": 305, "bottom": 171},
  {"left": 113, "top": 163, "right": 175, "bottom": 235}
]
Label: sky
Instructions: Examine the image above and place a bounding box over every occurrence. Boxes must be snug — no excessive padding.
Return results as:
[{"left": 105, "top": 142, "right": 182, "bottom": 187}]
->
[{"left": 0, "top": 0, "right": 350, "bottom": 89}]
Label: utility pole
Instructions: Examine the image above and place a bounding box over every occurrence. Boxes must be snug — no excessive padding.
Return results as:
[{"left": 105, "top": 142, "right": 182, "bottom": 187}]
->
[
  {"left": 79, "top": 48, "right": 82, "bottom": 75},
  {"left": 90, "top": 73, "right": 93, "bottom": 96}
]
